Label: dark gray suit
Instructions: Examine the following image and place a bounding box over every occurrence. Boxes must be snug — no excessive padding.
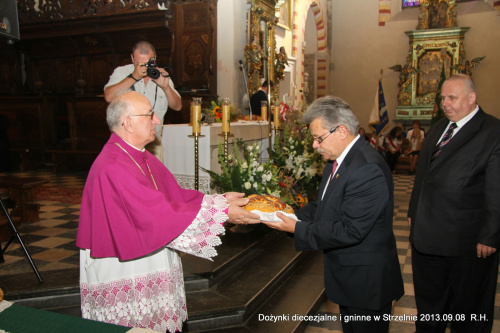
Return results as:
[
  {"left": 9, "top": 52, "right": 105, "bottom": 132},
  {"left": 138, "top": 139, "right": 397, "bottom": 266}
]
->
[
  {"left": 408, "top": 108, "right": 500, "bottom": 332},
  {"left": 295, "top": 137, "right": 404, "bottom": 314},
  {"left": 409, "top": 108, "right": 500, "bottom": 255}
]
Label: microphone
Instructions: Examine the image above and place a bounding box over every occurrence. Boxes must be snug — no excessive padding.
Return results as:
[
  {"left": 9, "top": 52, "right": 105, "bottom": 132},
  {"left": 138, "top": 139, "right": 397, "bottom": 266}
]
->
[{"left": 239, "top": 60, "right": 244, "bottom": 70}]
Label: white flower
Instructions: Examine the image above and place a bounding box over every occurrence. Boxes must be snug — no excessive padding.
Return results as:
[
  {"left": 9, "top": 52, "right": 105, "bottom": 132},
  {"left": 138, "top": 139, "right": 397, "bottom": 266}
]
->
[
  {"left": 257, "top": 166, "right": 264, "bottom": 172},
  {"left": 241, "top": 161, "right": 248, "bottom": 169},
  {"left": 253, "top": 182, "right": 258, "bottom": 189},
  {"left": 244, "top": 182, "right": 251, "bottom": 189}
]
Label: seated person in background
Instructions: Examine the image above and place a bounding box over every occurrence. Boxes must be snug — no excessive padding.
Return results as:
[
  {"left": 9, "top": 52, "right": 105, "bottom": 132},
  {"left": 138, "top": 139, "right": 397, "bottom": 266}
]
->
[
  {"left": 250, "top": 80, "right": 273, "bottom": 117},
  {"left": 406, "top": 120, "right": 425, "bottom": 141},
  {"left": 76, "top": 91, "right": 260, "bottom": 332},
  {"left": 404, "top": 126, "right": 424, "bottom": 175},
  {"left": 370, "top": 131, "right": 386, "bottom": 158},
  {"left": 359, "top": 127, "right": 370, "bottom": 141},
  {"left": 384, "top": 126, "right": 403, "bottom": 174},
  {"left": 397, "top": 123, "right": 407, "bottom": 139}
]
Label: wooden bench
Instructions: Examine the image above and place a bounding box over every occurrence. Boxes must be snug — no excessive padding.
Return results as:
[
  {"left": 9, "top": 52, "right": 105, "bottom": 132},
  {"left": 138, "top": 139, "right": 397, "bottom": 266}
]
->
[
  {"left": 0, "top": 176, "right": 49, "bottom": 226},
  {"left": 0, "top": 96, "right": 57, "bottom": 172}
]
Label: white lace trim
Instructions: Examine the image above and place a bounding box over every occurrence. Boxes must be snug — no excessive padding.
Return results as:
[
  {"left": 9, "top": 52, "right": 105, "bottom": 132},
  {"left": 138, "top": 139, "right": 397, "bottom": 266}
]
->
[
  {"left": 168, "top": 194, "right": 228, "bottom": 260},
  {"left": 81, "top": 263, "right": 186, "bottom": 333}
]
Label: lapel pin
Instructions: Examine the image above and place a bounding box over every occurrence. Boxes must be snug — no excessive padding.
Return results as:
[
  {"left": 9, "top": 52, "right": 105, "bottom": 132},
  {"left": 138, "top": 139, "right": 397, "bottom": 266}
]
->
[{"left": 336, "top": 174, "right": 339, "bottom": 178}]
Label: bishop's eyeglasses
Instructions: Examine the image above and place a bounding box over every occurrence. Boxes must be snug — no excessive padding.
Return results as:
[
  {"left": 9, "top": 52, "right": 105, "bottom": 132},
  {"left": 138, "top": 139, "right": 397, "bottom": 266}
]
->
[{"left": 129, "top": 110, "right": 155, "bottom": 119}]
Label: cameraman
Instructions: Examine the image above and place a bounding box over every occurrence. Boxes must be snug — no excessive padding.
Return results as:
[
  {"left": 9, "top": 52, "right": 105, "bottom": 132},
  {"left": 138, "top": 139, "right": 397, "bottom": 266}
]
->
[{"left": 104, "top": 41, "right": 182, "bottom": 162}]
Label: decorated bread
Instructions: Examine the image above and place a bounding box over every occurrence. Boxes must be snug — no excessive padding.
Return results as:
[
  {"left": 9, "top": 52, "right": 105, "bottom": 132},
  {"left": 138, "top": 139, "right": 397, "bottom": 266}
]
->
[{"left": 244, "top": 194, "right": 294, "bottom": 214}]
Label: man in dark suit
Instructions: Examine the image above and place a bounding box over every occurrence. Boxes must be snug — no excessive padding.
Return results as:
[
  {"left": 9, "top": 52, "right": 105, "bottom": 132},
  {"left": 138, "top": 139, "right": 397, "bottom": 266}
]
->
[
  {"left": 249, "top": 80, "right": 273, "bottom": 116},
  {"left": 263, "top": 96, "right": 404, "bottom": 333},
  {"left": 408, "top": 74, "right": 500, "bottom": 332}
]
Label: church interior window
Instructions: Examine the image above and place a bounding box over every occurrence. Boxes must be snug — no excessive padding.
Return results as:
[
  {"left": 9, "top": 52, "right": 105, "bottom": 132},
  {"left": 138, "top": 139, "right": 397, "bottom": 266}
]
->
[{"left": 403, "top": 0, "right": 475, "bottom": 9}]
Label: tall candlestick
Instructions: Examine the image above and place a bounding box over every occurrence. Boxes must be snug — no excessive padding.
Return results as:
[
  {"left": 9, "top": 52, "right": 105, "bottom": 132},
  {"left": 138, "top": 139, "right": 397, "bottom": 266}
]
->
[
  {"left": 222, "top": 97, "right": 231, "bottom": 133},
  {"left": 274, "top": 104, "right": 280, "bottom": 129},
  {"left": 191, "top": 97, "right": 202, "bottom": 135},
  {"left": 261, "top": 100, "right": 267, "bottom": 121}
]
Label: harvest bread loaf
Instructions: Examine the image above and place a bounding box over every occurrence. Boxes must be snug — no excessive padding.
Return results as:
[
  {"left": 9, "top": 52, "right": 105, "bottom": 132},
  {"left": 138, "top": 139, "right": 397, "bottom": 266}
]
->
[{"left": 244, "top": 194, "right": 294, "bottom": 214}]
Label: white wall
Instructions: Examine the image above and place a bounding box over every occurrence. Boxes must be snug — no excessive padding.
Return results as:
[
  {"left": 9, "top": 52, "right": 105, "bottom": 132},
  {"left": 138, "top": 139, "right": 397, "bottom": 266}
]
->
[{"left": 216, "top": 0, "right": 249, "bottom": 110}]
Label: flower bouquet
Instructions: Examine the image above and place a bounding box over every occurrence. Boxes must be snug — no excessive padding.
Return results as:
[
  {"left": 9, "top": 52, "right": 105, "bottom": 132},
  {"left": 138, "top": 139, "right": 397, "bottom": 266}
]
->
[
  {"left": 273, "top": 124, "right": 325, "bottom": 208},
  {"left": 202, "top": 100, "right": 241, "bottom": 125},
  {"left": 201, "top": 139, "right": 281, "bottom": 197}
]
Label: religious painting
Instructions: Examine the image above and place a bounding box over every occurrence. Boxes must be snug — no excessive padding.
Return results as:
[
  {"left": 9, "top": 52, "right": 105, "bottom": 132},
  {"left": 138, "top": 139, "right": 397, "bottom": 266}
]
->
[
  {"left": 277, "top": 0, "right": 291, "bottom": 30},
  {"left": 428, "top": 0, "right": 450, "bottom": 29},
  {"left": 416, "top": 49, "right": 452, "bottom": 97}
]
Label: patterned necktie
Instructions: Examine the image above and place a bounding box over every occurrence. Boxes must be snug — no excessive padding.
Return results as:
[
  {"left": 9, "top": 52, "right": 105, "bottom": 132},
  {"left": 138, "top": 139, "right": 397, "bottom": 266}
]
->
[
  {"left": 329, "top": 160, "right": 338, "bottom": 182},
  {"left": 431, "top": 122, "right": 457, "bottom": 162}
]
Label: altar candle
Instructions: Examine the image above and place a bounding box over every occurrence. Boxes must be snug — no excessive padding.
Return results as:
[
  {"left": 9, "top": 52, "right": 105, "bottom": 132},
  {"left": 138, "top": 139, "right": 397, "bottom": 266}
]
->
[
  {"left": 261, "top": 101, "right": 267, "bottom": 121},
  {"left": 274, "top": 104, "right": 280, "bottom": 129},
  {"left": 222, "top": 98, "right": 231, "bottom": 133},
  {"left": 191, "top": 98, "right": 201, "bottom": 134}
]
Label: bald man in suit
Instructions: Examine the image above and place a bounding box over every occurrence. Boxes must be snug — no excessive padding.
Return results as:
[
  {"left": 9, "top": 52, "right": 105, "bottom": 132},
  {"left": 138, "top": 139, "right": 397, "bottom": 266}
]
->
[
  {"left": 264, "top": 96, "right": 404, "bottom": 333},
  {"left": 408, "top": 74, "right": 500, "bottom": 332}
]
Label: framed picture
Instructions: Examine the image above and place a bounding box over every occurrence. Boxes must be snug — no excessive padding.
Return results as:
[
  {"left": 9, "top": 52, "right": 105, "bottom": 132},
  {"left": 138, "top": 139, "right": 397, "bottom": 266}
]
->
[{"left": 277, "top": 0, "right": 292, "bottom": 30}]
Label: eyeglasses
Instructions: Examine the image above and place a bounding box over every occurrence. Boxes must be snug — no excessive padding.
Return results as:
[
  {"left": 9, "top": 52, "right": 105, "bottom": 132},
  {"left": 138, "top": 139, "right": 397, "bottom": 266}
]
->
[
  {"left": 129, "top": 110, "right": 155, "bottom": 119},
  {"left": 312, "top": 125, "right": 340, "bottom": 144}
]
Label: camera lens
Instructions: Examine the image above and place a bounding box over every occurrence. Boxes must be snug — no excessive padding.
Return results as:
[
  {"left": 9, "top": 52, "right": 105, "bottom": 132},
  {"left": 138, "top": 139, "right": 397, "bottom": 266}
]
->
[{"left": 147, "top": 67, "right": 160, "bottom": 79}]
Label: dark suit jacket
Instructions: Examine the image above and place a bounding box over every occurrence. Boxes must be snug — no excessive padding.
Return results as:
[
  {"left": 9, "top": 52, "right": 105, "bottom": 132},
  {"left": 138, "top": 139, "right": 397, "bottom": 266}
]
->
[
  {"left": 408, "top": 108, "right": 500, "bottom": 257},
  {"left": 249, "top": 90, "right": 267, "bottom": 116},
  {"left": 295, "top": 138, "right": 404, "bottom": 311}
]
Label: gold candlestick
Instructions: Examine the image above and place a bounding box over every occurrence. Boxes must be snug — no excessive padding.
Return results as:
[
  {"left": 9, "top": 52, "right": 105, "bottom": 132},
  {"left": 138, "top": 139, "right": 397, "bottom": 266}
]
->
[
  {"left": 222, "top": 97, "right": 231, "bottom": 133},
  {"left": 218, "top": 97, "right": 234, "bottom": 164},
  {"left": 273, "top": 103, "right": 280, "bottom": 130},
  {"left": 189, "top": 97, "right": 204, "bottom": 190},
  {"left": 261, "top": 100, "right": 267, "bottom": 121},
  {"left": 194, "top": 134, "right": 200, "bottom": 190},
  {"left": 191, "top": 97, "right": 202, "bottom": 135}
]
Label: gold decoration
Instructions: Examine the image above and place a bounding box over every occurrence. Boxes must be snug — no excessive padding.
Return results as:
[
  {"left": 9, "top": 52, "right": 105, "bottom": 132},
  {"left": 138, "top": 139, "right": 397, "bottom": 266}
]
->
[
  {"left": 451, "top": 56, "right": 486, "bottom": 76},
  {"left": 417, "top": 0, "right": 458, "bottom": 30}
]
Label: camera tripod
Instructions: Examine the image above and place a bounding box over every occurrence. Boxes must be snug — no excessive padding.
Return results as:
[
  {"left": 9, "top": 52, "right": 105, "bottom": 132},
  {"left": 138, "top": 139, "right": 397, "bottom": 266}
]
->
[{"left": 0, "top": 198, "right": 43, "bottom": 283}]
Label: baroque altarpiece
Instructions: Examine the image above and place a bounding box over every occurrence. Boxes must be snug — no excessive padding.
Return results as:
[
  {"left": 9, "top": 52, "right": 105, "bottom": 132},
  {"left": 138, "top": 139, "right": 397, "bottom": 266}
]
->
[{"left": 394, "top": 0, "right": 470, "bottom": 121}]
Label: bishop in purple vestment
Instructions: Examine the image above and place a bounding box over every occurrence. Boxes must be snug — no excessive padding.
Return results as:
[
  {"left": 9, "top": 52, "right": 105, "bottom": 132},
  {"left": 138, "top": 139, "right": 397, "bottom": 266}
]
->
[{"left": 76, "top": 91, "right": 260, "bottom": 332}]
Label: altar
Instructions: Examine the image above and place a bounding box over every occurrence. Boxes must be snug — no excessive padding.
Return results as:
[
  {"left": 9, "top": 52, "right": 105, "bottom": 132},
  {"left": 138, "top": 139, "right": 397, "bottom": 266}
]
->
[{"left": 162, "top": 121, "right": 273, "bottom": 193}]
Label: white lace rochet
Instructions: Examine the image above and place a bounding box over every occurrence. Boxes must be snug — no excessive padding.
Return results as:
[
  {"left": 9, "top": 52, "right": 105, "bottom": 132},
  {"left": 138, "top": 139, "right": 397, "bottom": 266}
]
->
[{"left": 80, "top": 194, "right": 228, "bottom": 332}]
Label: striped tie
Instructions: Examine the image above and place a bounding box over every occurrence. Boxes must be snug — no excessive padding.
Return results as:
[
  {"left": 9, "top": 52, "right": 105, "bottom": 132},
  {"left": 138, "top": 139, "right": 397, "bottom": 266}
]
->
[
  {"left": 431, "top": 122, "right": 457, "bottom": 162},
  {"left": 330, "top": 160, "right": 338, "bottom": 181}
]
